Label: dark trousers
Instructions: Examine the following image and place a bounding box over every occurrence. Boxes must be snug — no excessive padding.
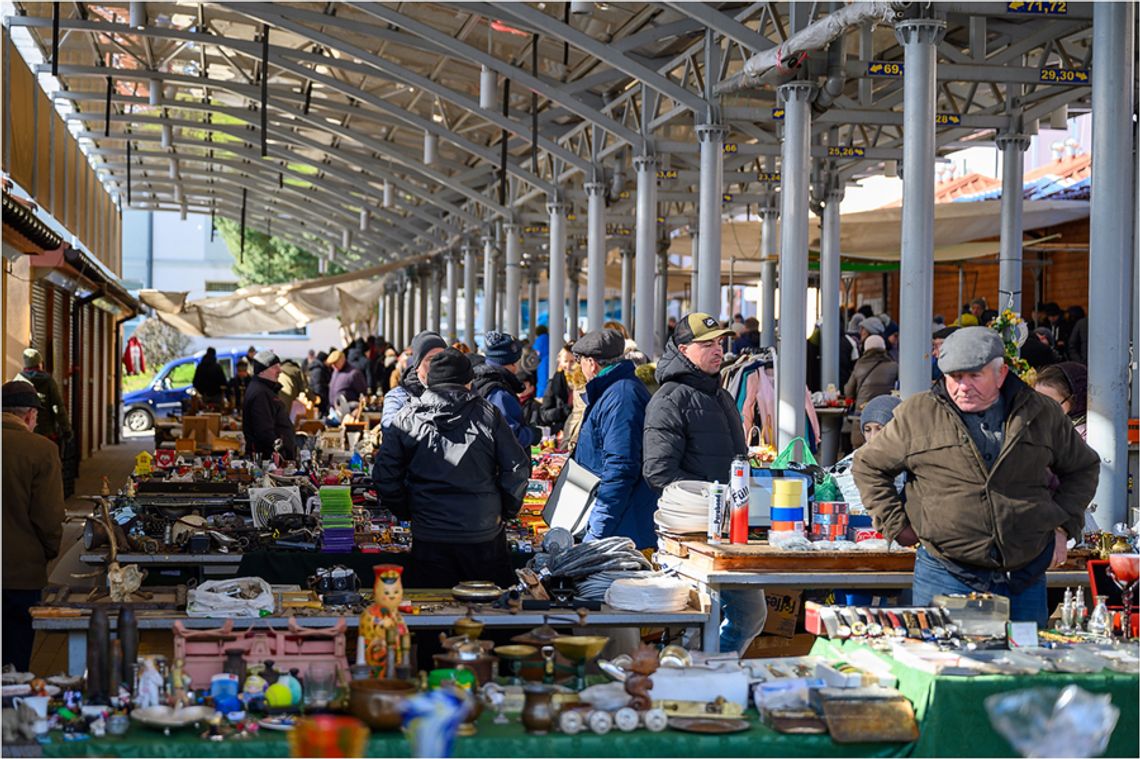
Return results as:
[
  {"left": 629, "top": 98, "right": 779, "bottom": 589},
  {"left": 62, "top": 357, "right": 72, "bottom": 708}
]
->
[
  {"left": 408, "top": 531, "right": 516, "bottom": 590},
  {"left": 3, "top": 590, "right": 42, "bottom": 671}
]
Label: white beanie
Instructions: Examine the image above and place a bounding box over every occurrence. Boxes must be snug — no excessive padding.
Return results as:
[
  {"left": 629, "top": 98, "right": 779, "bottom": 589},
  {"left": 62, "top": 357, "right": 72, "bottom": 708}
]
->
[{"left": 863, "top": 335, "right": 887, "bottom": 352}]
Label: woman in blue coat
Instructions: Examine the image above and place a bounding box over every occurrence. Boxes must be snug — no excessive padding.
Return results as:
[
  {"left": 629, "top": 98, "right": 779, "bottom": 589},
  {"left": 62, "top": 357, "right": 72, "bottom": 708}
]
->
[{"left": 570, "top": 330, "right": 658, "bottom": 549}]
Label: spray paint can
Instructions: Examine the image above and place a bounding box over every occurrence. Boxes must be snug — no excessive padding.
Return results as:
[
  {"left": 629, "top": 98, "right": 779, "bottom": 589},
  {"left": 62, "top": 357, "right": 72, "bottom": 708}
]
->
[
  {"left": 729, "top": 456, "right": 750, "bottom": 544},
  {"left": 706, "top": 481, "right": 726, "bottom": 545}
]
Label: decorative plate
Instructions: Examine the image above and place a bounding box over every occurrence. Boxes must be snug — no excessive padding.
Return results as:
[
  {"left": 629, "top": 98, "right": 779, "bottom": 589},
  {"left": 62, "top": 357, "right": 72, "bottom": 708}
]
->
[
  {"left": 258, "top": 716, "right": 297, "bottom": 732},
  {"left": 668, "top": 717, "right": 751, "bottom": 734}
]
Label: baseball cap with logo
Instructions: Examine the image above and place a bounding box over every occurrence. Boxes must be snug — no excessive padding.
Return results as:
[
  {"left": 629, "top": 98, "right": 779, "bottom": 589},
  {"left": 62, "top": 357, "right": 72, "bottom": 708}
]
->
[{"left": 673, "top": 313, "right": 736, "bottom": 345}]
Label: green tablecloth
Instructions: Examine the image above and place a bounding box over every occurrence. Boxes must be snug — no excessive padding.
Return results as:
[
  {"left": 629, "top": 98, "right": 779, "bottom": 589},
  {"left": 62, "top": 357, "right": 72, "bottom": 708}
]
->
[
  {"left": 39, "top": 710, "right": 910, "bottom": 758},
  {"left": 811, "top": 639, "right": 1139, "bottom": 758}
]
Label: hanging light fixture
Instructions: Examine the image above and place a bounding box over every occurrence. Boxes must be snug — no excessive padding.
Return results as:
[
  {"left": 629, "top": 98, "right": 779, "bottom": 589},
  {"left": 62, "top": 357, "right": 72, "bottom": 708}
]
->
[
  {"left": 360, "top": 206, "right": 369, "bottom": 232},
  {"left": 173, "top": 184, "right": 182, "bottom": 203},
  {"left": 480, "top": 65, "right": 496, "bottom": 110},
  {"left": 129, "top": 1, "right": 146, "bottom": 30},
  {"left": 423, "top": 131, "right": 437, "bottom": 165},
  {"left": 160, "top": 123, "right": 172, "bottom": 149},
  {"left": 342, "top": 228, "right": 351, "bottom": 250},
  {"left": 570, "top": 1, "right": 593, "bottom": 15},
  {"left": 884, "top": 160, "right": 898, "bottom": 178},
  {"left": 148, "top": 78, "right": 161, "bottom": 106},
  {"left": 179, "top": 202, "right": 188, "bottom": 221},
  {"left": 1050, "top": 105, "right": 1068, "bottom": 130},
  {"left": 168, "top": 157, "right": 178, "bottom": 179},
  {"left": 382, "top": 179, "right": 392, "bottom": 208}
]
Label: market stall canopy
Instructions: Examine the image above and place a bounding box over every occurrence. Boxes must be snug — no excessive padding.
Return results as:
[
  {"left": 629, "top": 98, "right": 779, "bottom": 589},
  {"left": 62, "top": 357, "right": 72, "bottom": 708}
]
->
[
  {"left": 140, "top": 256, "right": 427, "bottom": 337},
  {"left": 666, "top": 199, "right": 1090, "bottom": 264}
]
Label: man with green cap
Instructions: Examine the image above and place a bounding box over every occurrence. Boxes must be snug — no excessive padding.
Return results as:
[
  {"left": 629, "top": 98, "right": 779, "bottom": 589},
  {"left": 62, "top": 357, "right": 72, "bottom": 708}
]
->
[
  {"left": 14, "top": 348, "right": 70, "bottom": 444},
  {"left": 643, "top": 313, "right": 761, "bottom": 655}
]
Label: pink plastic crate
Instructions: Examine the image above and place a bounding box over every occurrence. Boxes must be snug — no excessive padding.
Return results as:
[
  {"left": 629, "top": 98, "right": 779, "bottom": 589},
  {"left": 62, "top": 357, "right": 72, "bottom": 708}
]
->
[{"left": 173, "top": 617, "right": 348, "bottom": 689}]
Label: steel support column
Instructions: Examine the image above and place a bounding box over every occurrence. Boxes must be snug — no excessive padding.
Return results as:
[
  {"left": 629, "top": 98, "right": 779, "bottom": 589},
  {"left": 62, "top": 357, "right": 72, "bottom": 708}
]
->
[
  {"left": 482, "top": 235, "right": 496, "bottom": 337},
  {"left": 776, "top": 81, "right": 816, "bottom": 449},
  {"left": 620, "top": 247, "right": 633, "bottom": 331},
  {"left": 1087, "top": 1, "right": 1136, "bottom": 528},
  {"left": 496, "top": 256, "right": 506, "bottom": 333},
  {"left": 997, "top": 132, "right": 1029, "bottom": 314},
  {"left": 430, "top": 265, "right": 442, "bottom": 334},
  {"left": 634, "top": 154, "right": 658, "bottom": 351},
  {"left": 689, "top": 229, "right": 700, "bottom": 312},
  {"left": 548, "top": 200, "right": 569, "bottom": 373},
  {"left": 568, "top": 254, "right": 581, "bottom": 340},
  {"left": 656, "top": 245, "right": 669, "bottom": 358},
  {"left": 403, "top": 273, "right": 416, "bottom": 348},
  {"left": 463, "top": 244, "right": 477, "bottom": 350},
  {"left": 760, "top": 206, "right": 778, "bottom": 347},
  {"left": 820, "top": 187, "right": 844, "bottom": 391},
  {"left": 527, "top": 271, "right": 539, "bottom": 337},
  {"left": 696, "top": 123, "right": 727, "bottom": 317},
  {"left": 445, "top": 252, "right": 459, "bottom": 343},
  {"left": 896, "top": 18, "right": 946, "bottom": 398},
  {"left": 504, "top": 223, "right": 522, "bottom": 337},
  {"left": 585, "top": 181, "right": 607, "bottom": 331}
]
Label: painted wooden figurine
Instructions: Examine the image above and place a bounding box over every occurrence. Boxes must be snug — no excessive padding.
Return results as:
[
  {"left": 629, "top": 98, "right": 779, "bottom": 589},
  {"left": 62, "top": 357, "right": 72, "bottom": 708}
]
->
[{"left": 358, "top": 564, "right": 411, "bottom": 677}]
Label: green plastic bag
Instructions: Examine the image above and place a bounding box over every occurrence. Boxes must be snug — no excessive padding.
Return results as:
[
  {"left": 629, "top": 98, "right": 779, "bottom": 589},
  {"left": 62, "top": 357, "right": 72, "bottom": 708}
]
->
[{"left": 771, "top": 436, "right": 818, "bottom": 469}]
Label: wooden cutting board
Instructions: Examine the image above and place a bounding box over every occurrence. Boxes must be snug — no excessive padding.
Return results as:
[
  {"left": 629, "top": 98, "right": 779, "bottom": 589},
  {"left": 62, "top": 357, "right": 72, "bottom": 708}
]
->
[{"left": 679, "top": 540, "right": 916, "bottom": 573}]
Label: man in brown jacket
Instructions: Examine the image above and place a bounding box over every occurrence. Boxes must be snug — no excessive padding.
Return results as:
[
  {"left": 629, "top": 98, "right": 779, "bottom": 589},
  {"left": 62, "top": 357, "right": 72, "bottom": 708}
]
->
[
  {"left": 2, "top": 381, "right": 66, "bottom": 669},
  {"left": 853, "top": 328, "right": 1099, "bottom": 627}
]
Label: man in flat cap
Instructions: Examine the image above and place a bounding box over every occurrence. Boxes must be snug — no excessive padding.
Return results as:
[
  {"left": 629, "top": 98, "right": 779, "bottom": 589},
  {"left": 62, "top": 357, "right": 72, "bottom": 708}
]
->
[
  {"left": 14, "top": 348, "right": 71, "bottom": 444},
  {"left": 570, "top": 329, "right": 658, "bottom": 548},
  {"left": 243, "top": 350, "right": 297, "bottom": 461},
  {"left": 2, "top": 381, "right": 65, "bottom": 669},
  {"left": 853, "top": 326, "right": 1099, "bottom": 626}
]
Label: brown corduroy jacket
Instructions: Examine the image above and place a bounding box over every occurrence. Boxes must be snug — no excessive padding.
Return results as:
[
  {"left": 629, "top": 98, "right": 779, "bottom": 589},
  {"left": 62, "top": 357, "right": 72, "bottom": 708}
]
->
[
  {"left": 2, "top": 414, "right": 66, "bottom": 589},
  {"left": 852, "top": 374, "right": 1099, "bottom": 571}
]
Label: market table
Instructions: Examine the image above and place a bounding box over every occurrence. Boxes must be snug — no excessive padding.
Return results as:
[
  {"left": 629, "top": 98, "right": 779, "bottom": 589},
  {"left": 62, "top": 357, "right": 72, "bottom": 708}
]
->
[
  {"left": 659, "top": 538, "right": 1090, "bottom": 653},
  {"left": 34, "top": 605, "right": 709, "bottom": 677},
  {"left": 811, "top": 638, "right": 1139, "bottom": 758},
  {"left": 34, "top": 709, "right": 911, "bottom": 758}
]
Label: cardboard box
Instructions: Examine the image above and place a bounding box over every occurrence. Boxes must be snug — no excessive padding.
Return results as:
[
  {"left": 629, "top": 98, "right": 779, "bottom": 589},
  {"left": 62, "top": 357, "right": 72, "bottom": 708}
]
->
[
  {"left": 744, "top": 632, "right": 817, "bottom": 659},
  {"left": 764, "top": 589, "right": 803, "bottom": 638}
]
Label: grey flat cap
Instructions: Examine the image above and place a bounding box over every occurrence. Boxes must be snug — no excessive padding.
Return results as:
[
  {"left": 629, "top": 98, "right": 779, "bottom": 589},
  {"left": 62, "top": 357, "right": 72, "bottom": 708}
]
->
[
  {"left": 860, "top": 316, "right": 885, "bottom": 335},
  {"left": 572, "top": 329, "right": 625, "bottom": 360},
  {"left": 937, "top": 326, "right": 1005, "bottom": 375}
]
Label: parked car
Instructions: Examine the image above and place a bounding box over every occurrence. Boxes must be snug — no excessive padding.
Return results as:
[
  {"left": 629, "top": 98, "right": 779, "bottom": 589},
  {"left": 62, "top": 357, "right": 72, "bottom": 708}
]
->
[{"left": 121, "top": 347, "right": 250, "bottom": 432}]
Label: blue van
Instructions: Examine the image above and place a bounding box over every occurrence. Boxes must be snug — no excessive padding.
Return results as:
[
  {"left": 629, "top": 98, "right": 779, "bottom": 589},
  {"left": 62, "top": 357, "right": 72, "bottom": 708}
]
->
[{"left": 121, "top": 348, "right": 252, "bottom": 431}]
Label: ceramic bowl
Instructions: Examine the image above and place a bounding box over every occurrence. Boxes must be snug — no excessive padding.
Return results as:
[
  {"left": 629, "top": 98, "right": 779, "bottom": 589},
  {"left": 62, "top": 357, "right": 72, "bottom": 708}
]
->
[
  {"left": 348, "top": 679, "right": 417, "bottom": 732},
  {"left": 131, "top": 705, "right": 214, "bottom": 731}
]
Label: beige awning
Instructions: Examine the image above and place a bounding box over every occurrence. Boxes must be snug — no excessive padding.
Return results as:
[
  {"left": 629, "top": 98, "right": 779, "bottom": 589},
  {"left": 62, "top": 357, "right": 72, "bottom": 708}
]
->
[
  {"left": 140, "top": 256, "right": 429, "bottom": 337},
  {"left": 666, "top": 199, "right": 1090, "bottom": 263}
]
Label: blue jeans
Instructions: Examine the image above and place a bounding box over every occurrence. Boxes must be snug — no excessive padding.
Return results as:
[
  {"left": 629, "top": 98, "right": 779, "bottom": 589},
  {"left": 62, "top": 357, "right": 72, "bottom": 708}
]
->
[
  {"left": 912, "top": 546, "right": 1048, "bottom": 628},
  {"left": 719, "top": 589, "right": 768, "bottom": 655}
]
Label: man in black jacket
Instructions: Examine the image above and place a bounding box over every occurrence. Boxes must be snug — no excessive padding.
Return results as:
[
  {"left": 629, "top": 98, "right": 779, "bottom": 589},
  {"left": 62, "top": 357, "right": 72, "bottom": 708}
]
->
[
  {"left": 306, "top": 351, "right": 331, "bottom": 414},
  {"left": 373, "top": 349, "right": 531, "bottom": 588},
  {"left": 242, "top": 350, "right": 297, "bottom": 461},
  {"left": 643, "top": 314, "right": 747, "bottom": 490},
  {"left": 642, "top": 313, "right": 761, "bottom": 656}
]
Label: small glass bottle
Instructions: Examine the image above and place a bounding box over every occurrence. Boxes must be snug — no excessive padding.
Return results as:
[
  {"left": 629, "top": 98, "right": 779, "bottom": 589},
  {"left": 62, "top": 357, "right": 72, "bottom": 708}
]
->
[
  {"left": 1060, "top": 587, "right": 1074, "bottom": 632},
  {"left": 1088, "top": 595, "right": 1111, "bottom": 637}
]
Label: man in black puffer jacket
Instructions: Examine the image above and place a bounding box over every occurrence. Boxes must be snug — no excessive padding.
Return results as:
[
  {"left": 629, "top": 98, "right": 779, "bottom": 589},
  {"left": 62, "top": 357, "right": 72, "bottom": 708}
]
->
[
  {"left": 642, "top": 313, "right": 760, "bottom": 656},
  {"left": 643, "top": 315, "right": 747, "bottom": 491},
  {"left": 373, "top": 349, "right": 531, "bottom": 588}
]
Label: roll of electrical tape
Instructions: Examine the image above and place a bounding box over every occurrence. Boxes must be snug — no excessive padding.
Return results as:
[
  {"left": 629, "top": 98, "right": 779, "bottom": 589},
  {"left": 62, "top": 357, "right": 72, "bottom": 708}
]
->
[
  {"left": 770, "top": 506, "right": 805, "bottom": 523},
  {"left": 769, "top": 520, "right": 804, "bottom": 532},
  {"left": 771, "top": 479, "right": 803, "bottom": 498}
]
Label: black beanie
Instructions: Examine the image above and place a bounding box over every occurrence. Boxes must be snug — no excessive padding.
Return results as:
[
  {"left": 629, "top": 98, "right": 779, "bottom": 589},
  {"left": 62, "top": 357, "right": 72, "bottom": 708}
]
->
[{"left": 426, "top": 348, "right": 474, "bottom": 387}]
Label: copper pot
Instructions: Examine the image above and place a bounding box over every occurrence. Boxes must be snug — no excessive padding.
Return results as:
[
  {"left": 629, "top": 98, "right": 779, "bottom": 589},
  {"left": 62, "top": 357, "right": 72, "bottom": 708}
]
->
[
  {"left": 521, "top": 684, "right": 556, "bottom": 735},
  {"left": 348, "top": 679, "right": 417, "bottom": 732}
]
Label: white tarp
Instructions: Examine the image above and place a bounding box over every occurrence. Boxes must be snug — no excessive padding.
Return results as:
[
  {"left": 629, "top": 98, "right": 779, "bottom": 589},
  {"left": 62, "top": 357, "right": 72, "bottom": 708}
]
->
[
  {"left": 140, "top": 256, "right": 426, "bottom": 337},
  {"left": 666, "top": 199, "right": 1090, "bottom": 263}
]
